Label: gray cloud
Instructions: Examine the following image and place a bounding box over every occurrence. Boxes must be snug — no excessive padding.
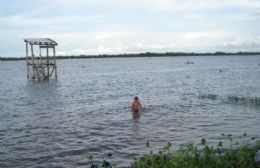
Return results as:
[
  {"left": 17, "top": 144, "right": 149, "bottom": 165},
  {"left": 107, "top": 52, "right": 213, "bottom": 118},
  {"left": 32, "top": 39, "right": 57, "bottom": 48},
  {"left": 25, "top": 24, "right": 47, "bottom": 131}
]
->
[{"left": 1, "top": 0, "right": 260, "bottom": 57}]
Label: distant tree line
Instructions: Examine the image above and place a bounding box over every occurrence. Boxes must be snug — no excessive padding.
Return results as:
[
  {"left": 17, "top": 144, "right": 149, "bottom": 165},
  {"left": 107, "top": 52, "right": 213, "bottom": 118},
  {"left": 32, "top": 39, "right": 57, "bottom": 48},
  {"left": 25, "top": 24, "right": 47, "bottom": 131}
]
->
[{"left": 1, "top": 51, "right": 260, "bottom": 61}]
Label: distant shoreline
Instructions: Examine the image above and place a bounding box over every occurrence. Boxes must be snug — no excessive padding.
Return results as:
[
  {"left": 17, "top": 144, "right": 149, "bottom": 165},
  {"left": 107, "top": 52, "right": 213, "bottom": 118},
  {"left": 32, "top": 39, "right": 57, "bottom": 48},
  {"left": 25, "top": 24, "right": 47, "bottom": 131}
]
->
[{"left": 1, "top": 52, "right": 260, "bottom": 61}]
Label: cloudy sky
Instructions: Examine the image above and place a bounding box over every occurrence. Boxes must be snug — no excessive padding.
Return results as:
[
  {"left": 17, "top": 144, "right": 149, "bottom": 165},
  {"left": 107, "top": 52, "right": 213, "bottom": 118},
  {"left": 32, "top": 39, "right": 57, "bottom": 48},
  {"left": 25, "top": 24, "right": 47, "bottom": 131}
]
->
[{"left": 1, "top": 0, "right": 260, "bottom": 57}]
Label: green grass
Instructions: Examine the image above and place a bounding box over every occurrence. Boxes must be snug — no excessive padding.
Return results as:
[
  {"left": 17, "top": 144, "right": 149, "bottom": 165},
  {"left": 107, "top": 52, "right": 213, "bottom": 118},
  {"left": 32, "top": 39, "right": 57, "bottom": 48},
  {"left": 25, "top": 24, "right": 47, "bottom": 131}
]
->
[
  {"left": 131, "top": 135, "right": 260, "bottom": 168},
  {"left": 88, "top": 134, "right": 260, "bottom": 168}
]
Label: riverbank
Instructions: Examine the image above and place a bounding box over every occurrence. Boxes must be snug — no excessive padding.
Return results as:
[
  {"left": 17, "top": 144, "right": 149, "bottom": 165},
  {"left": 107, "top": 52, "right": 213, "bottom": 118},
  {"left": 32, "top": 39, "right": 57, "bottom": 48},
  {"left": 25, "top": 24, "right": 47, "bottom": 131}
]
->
[
  {"left": 131, "top": 139, "right": 260, "bottom": 168},
  {"left": 89, "top": 135, "right": 260, "bottom": 168},
  {"left": 1, "top": 51, "right": 260, "bottom": 61}
]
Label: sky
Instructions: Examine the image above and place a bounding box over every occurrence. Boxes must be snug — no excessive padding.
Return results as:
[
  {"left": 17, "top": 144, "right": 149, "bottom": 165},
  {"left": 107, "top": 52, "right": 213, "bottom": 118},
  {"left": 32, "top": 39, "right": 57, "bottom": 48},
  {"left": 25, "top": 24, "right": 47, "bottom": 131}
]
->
[{"left": 0, "top": 0, "right": 260, "bottom": 57}]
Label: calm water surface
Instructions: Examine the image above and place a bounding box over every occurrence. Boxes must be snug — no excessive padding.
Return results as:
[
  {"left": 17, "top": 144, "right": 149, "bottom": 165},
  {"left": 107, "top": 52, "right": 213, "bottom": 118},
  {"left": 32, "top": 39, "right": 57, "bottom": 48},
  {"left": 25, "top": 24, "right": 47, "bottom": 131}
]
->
[{"left": 0, "top": 56, "right": 260, "bottom": 167}]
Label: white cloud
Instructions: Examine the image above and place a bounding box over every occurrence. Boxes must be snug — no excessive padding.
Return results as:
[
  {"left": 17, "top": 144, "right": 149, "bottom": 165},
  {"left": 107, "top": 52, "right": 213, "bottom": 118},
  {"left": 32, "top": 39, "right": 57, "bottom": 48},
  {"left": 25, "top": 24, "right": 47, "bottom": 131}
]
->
[
  {"left": 1, "top": 0, "right": 260, "bottom": 56},
  {"left": 0, "top": 14, "right": 108, "bottom": 29},
  {"left": 223, "top": 35, "right": 260, "bottom": 50},
  {"left": 50, "top": 30, "right": 239, "bottom": 55},
  {"left": 31, "top": 0, "right": 260, "bottom": 13},
  {"left": 144, "top": 0, "right": 260, "bottom": 12},
  {"left": 183, "top": 14, "right": 205, "bottom": 21},
  {"left": 240, "top": 12, "right": 260, "bottom": 20}
]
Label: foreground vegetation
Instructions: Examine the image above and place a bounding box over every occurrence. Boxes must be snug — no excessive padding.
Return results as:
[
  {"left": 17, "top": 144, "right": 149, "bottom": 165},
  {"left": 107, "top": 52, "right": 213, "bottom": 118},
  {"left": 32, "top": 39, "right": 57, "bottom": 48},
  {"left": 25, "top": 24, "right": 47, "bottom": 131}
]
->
[
  {"left": 131, "top": 138, "right": 260, "bottom": 168},
  {"left": 89, "top": 134, "right": 260, "bottom": 168}
]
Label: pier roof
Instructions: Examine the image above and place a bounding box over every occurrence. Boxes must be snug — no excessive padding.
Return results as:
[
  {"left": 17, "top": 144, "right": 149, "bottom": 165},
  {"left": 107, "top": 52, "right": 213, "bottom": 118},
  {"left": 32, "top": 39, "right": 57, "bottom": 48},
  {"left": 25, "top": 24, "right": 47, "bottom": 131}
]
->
[{"left": 24, "top": 38, "right": 58, "bottom": 45}]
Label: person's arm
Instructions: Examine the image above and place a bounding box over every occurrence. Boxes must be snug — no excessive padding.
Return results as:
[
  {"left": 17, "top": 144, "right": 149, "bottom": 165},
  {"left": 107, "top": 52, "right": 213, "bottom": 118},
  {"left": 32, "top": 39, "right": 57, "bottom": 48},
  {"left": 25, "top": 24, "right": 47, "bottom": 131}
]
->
[
  {"left": 139, "top": 102, "right": 142, "bottom": 111},
  {"left": 132, "top": 102, "right": 135, "bottom": 111}
]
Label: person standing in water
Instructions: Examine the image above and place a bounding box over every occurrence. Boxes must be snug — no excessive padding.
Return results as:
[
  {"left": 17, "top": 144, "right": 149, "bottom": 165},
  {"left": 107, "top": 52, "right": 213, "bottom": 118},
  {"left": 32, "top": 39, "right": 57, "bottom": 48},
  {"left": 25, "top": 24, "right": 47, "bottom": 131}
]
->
[{"left": 132, "top": 97, "right": 142, "bottom": 113}]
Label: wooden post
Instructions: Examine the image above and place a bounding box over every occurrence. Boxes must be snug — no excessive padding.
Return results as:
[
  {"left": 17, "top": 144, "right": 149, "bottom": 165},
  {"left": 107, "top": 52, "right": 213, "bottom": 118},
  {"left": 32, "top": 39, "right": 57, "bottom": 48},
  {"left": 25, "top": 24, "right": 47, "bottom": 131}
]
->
[
  {"left": 39, "top": 45, "right": 42, "bottom": 62},
  {"left": 53, "top": 46, "right": 57, "bottom": 79},
  {"left": 30, "top": 44, "right": 35, "bottom": 79},
  {"left": 26, "top": 42, "right": 29, "bottom": 79},
  {"left": 47, "top": 46, "right": 49, "bottom": 78}
]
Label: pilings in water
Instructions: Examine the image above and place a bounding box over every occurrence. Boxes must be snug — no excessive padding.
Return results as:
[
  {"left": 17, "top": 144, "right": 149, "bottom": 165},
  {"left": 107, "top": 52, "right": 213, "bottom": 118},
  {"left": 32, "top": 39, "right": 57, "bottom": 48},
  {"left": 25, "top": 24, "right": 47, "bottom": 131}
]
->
[{"left": 24, "top": 38, "right": 58, "bottom": 80}]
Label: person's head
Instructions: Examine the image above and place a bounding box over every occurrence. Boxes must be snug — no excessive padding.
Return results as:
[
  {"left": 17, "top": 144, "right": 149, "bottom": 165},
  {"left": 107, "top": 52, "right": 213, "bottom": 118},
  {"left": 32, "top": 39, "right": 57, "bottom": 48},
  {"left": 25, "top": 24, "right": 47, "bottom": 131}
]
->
[{"left": 134, "top": 97, "right": 139, "bottom": 101}]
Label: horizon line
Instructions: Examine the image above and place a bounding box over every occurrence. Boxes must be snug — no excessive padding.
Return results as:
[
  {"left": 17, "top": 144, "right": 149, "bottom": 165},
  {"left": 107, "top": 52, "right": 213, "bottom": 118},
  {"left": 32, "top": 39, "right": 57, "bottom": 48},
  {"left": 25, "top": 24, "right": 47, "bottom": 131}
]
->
[{"left": 1, "top": 51, "right": 260, "bottom": 61}]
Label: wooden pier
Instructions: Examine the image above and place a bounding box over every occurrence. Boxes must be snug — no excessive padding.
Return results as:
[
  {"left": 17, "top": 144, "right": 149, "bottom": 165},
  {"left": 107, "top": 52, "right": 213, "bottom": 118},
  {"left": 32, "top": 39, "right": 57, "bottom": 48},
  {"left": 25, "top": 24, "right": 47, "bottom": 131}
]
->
[{"left": 24, "top": 38, "right": 58, "bottom": 80}]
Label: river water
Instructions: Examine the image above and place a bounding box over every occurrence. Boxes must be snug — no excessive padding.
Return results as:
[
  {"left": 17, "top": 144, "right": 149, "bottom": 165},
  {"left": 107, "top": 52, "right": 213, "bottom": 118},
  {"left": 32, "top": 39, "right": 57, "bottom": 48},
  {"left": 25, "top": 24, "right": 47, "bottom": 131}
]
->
[{"left": 0, "top": 56, "right": 260, "bottom": 167}]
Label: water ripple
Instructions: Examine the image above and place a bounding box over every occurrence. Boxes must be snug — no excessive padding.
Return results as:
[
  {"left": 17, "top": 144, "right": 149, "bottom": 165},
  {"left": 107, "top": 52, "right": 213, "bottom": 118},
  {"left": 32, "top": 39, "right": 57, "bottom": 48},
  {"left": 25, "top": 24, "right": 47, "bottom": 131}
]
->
[{"left": 0, "top": 56, "right": 260, "bottom": 167}]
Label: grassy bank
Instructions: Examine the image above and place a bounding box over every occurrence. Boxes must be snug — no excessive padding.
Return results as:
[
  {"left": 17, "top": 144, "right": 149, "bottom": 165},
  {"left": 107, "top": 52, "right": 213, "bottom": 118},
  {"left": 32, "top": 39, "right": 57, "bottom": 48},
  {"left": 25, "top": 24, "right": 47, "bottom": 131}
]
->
[
  {"left": 131, "top": 139, "right": 260, "bottom": 168},
  {"left": 89, "top": 134, "right": 260, "bottom": 168}
]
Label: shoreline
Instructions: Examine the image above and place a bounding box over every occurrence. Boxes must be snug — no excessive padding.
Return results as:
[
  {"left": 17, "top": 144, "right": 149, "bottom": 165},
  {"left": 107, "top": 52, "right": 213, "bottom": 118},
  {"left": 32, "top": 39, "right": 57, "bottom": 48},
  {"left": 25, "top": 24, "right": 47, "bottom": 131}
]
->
[
  {"left": 1, "top": 52, "right": 260, "bottom": 61},
  {"left": 90, "top": 136, "right": 260, "bottom": 168}
]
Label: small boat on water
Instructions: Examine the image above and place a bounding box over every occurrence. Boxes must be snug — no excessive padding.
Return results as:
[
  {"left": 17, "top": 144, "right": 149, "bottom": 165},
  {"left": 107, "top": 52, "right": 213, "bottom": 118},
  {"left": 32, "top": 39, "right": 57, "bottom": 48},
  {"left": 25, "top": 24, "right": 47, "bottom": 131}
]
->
[{"left": 185, "top": 61, "right": 194, "bottom": 64}]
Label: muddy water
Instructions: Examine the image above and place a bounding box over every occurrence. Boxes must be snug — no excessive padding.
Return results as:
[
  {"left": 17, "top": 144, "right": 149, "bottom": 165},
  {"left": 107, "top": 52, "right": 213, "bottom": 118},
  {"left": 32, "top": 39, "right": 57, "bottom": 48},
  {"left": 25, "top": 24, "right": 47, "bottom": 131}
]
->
[{"left": 0, "top": 56, "right": 260, "bottom": 167}]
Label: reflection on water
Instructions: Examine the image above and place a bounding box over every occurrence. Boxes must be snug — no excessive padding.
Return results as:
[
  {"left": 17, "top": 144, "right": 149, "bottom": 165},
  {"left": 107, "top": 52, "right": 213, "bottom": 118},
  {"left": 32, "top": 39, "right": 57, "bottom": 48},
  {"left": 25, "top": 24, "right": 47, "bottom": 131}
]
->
[
  {"left": 132, "top": 112, "right": 141, "bottom": 120},
  {"left": 0, "top": 56, "right": 260, "bottom": 167}
]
